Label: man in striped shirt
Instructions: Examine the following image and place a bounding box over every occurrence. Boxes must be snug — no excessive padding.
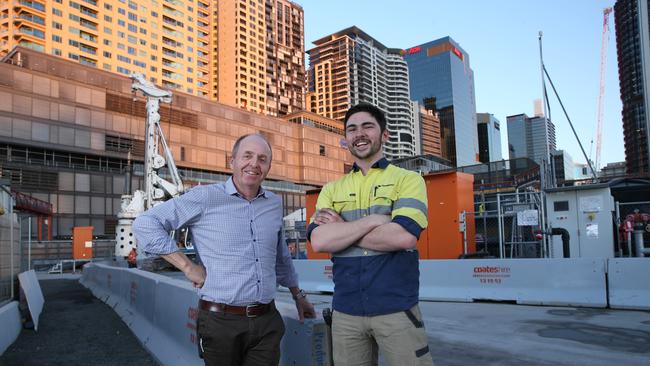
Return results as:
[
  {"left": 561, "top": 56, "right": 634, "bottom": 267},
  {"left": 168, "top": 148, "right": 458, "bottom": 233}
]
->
[
  {"left": 134, "top": 133, "right": 315, "bottom": 366},
  {"left": 308, "top": 104, "right": 433, "bottom": 365}
]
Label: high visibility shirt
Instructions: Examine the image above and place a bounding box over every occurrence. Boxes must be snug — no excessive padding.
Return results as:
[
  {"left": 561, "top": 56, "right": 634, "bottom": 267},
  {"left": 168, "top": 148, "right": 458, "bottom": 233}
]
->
[{"left": 307, "top": 158, "right": 428, "bottom": 316}]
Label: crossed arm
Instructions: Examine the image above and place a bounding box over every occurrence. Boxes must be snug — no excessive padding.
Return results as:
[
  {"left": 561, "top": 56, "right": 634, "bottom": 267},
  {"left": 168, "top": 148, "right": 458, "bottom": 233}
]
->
[{"left": 309, "top": 208, "right": 417, "bottom": 253}]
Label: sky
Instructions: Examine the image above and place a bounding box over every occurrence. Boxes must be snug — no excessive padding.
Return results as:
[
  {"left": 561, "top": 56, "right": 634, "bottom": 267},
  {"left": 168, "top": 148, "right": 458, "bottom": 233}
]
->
[{"left": 297, "top": 0, "right": 622, "bottom": 168}]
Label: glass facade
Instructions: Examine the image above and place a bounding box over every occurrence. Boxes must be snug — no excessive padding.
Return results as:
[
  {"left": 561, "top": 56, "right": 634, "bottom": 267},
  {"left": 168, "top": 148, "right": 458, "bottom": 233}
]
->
[
  {"left": 405, "top": 37, "right": 478, "bottom": 167},
  {"left": 506, "top": 114, "right": 556, "bottom": 166},
  {"left": 477, "top": 113, "right": 502, "bottom": 163}
]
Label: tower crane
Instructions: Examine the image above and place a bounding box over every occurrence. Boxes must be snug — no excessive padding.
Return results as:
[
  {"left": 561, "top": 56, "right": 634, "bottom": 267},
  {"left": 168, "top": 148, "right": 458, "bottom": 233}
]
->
[
  {"left": 114, "top": 73, "right": 185, "bottom": 260},
  {"left": 595, "top": 7, "right": 613, "bottom": 171}
]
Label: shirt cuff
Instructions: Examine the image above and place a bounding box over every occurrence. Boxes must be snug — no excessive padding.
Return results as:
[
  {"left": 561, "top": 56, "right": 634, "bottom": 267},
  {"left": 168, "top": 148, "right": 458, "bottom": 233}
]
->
[
  {"left": 306, "top": 222, "right": 319, "bottom": 242},
  {"left": 392, "top": 215, "right": 423, "bottom": 240}
]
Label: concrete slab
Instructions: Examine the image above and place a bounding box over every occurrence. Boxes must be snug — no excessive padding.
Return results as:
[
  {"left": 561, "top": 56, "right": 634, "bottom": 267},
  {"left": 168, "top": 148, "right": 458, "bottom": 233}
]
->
[{"left": 274, "top": 291, "right": 650, "bottom": 366}]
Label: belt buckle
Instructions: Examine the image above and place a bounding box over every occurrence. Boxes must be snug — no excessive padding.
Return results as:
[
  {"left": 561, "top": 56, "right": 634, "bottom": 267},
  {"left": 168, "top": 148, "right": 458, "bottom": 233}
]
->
[{"left": 246, "top": 303, "right": 260, "bottom": 318}]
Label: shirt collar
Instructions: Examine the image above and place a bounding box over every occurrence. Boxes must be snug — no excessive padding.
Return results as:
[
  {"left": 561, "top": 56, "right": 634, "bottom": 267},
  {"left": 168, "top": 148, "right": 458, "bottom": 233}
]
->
[
  {"left": 351, "top": 157, "right": 390, "bottom": 172},
  {"left": 225, "top": 177, "right": 267, "bottom": 198}
]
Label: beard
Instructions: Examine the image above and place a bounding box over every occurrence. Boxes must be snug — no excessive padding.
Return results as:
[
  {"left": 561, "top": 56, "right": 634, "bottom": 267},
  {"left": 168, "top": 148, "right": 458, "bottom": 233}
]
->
[{"left": 350, "top": 138, "right": 383, "bottom": 160}]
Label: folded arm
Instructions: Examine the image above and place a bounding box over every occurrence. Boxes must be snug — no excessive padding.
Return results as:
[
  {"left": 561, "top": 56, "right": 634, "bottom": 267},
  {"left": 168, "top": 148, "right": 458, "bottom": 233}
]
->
[{"left": 309, "top": 209, "right": 390, "bottom": 253}]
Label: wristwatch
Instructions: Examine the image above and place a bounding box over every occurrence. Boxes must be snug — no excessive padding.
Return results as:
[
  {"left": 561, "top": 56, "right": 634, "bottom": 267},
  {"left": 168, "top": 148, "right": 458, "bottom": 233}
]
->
[{"left": 292, "top": 289, "right": 307, "bottom": 301}]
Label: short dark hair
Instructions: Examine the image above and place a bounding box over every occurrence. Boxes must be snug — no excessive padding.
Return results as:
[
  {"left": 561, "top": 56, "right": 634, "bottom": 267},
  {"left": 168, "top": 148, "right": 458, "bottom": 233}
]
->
[
  {"left": 343, "top": 103, "right": 387, "bottom": 132},
  {"left": 231, "top": 133, "right": 273, "bottom": 161}
]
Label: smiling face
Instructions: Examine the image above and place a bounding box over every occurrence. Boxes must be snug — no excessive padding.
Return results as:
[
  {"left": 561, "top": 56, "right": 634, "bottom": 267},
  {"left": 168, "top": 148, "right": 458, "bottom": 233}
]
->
[
  {"left": 344, "top": 111, "right": 388, "bottom": 164},
  {"left": 230, "top": 135, "right": 272, "bottom": 199}
]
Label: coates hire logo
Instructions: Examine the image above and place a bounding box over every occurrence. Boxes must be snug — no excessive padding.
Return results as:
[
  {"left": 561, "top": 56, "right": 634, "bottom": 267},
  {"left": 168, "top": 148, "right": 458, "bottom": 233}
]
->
[{"left": 473, "top": 266, "right": 510, "bottom": 274}]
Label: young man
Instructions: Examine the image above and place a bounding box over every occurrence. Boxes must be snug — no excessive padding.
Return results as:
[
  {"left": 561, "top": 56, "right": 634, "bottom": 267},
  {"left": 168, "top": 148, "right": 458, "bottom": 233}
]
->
[
  {"left": 134, "top": 133, "right": 316, "bottom": 366},
  {"left": 308, "top": 104, "right": 433, "bottom": 365}
]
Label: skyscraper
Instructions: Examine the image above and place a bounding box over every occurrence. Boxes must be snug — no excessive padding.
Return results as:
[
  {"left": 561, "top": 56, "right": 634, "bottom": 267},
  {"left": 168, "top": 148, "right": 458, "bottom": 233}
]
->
[
  {"left": 417, "top": 104, "right": 442, "bottom": 157},
  {"left": 307, "top": 26, "right": 418, "bottom": 159},
  {"left": 614, "top": 0, "right": 650, "bottom": 174},
  {"left": 0, "top": 0, "right": 305, "bottom": 116},
  {"left": 506, "top": 113, "right": 556, "bottom": 165},
  {"left": 477, "top": 113, "right": 503, "bottom": 163},
  {"left": 404, "top": 37, "right": 478, "bottom": 167}
]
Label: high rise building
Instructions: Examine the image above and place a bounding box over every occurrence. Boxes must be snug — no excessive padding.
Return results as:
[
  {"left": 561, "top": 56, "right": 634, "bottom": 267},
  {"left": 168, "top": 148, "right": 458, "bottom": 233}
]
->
[
  {"left": 614, "top": 0, "right": 650, "bottom": 174},
  {"left": 551, "top": 150, "right": 575, "bottom": 183},
  {"left": 404, "top": 37, "right": 478, "bottom": 167},
  {"left": 0, "top": 0, "right": 305, "bottom": 117},
  {"left": 417, "top": 104, "right": 442, "bottom": 157},
  {"left": 476, "top": 113, "right": 502, "bottom": 163},
  {"left": 506, "top": 113, "right": 556, "bottom": 165},
  {"left": 306, "top": 26, "right": 418, "bottom": 160},
  {"left": 0, "top": 47, "right": 350, "bottom": 238}
]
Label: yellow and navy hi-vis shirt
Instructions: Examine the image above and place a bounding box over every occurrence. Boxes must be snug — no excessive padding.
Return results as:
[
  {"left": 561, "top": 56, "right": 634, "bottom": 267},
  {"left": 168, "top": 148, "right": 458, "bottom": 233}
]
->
[{"left": 306, "top": 158, "right": 428, "bottom": 316}]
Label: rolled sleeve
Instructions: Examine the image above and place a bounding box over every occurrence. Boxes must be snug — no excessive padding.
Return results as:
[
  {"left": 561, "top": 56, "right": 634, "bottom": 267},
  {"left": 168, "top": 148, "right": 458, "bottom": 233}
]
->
[
  {"left": 132, "top": 186, "right": 206, "bottom": 256},
  {"left": 392, "top": 215, "right": 423, "bottom": 240}
]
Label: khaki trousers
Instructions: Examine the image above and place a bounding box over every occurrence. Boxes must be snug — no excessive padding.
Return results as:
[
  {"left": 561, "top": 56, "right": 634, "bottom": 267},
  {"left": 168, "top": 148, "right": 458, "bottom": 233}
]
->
[{"left": 332, "top": 304, "right": 434, "bottom": 366}]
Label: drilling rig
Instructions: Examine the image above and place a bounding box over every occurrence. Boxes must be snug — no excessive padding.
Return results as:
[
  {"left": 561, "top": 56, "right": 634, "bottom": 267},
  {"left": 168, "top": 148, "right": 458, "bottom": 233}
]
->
[{"left": 114, "top": 73, "right": 185, "bottom": 261}]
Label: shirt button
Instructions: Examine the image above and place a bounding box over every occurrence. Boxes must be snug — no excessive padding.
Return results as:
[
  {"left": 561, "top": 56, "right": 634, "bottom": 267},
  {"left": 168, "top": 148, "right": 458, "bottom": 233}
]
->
[
  {"left": 257, "top": 280, "right": 260, "bottom": 283},
  {"left": 255, "top": 259, "right": 259, "bottom": 262},
  {"left": 363, "top": 250, "right": 368, "bottom": 255},
  {"left": 253, "top": 239, "right": 257, "bottom": 242}
]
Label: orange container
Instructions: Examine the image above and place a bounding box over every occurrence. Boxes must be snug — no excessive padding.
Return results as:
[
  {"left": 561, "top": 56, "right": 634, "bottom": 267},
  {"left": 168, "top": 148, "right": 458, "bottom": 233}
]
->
[
  {"left": 420, "top": 172, "right": 475, "bottom": 259},
  {"left": 72, "top": 226, "right": 94, "bottom": 260},
  {"left": 305, "top": 171, "right": 475, "bottom": 260}
]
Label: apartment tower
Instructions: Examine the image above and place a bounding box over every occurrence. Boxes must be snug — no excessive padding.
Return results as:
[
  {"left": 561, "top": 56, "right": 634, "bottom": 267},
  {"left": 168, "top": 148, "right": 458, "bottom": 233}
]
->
[
  {"left": 0, "top": 0, "right": 305, "bottom": 116},
  {"left": 307, "top": 26, "right": 418, "bottom": 160}
]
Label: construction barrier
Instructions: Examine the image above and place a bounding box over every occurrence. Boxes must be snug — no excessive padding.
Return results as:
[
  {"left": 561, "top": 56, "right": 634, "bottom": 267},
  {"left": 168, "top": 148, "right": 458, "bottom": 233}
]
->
[
  {"left": 419, "top": 258, "right": 608, "bottom": 307},
  {"left": 17, "top": 270, "right": 44, "bottom": 331},
  {"left": 80, "top": 263, "right": 333, "bottom": 366},
  {"left": 296, "top": 258, "right": 609, "bottom": 308},
  {"left": 292, "top": 260, "right": 334, "bottom": 293},
  {"left": 607, "top": 258, "right": 650, "bottom": 310},
  {"left": 0, "top": 301, "right": 21, "bottom": 356}
]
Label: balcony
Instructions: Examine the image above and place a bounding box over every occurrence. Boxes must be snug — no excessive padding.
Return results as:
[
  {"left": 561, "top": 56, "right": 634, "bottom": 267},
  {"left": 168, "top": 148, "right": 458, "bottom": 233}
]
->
[{"left": 16, "top": 1, "right": 45, "bottom": 13}]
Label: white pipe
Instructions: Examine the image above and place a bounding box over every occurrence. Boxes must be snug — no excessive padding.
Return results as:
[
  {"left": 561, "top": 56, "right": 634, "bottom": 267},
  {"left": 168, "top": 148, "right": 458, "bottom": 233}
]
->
[{"left": 28, "top": 216, "right": 32, "bottom": 271}]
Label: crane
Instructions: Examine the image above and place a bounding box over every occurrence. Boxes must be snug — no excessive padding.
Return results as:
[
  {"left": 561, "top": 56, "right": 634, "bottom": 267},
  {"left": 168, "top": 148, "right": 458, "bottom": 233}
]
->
[
  {"left": 595, "top": 7, "right": 613, "bottom": 171},
  {"left": 114, "top": 73, "right": 185, "bottom": 260}
]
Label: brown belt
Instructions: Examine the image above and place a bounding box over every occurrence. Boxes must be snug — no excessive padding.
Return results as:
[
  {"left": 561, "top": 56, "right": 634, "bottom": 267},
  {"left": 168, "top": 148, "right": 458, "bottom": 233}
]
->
[{"left": 199, "top": 299, "right": 274, "bottom": 318}]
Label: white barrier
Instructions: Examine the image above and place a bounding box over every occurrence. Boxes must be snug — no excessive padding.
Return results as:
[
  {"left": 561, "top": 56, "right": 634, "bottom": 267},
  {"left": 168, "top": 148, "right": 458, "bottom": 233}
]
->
[
  {"left": 80, "top": 263, "right": 332, "bottom": 366},
  {"left": 294, "top": 258, "right": 609, "bottom": 308},
  {"left": 607, "top": 258, "right": 650, "bottom": 310},
  {"left": 419, "top": 259, "right": 608, "bottom": 307},
  {"left": 18, "top": 270, "right": 44, "bottom": 331},
  {"left": 0, "top": 301, "right": 21, "bottom": 356},
  {"left": 292, "top": 260, "right": 334, "bottom": 293}
]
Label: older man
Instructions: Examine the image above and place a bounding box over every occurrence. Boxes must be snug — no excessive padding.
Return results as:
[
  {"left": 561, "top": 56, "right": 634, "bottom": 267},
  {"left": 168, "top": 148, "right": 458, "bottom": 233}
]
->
[{"left": 134, "top": 133, "right": 315, "bottom": 366}]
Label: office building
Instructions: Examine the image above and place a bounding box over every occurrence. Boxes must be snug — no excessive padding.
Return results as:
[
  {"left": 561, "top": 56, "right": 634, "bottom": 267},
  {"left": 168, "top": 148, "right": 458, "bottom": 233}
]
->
[
  {"left": 477, "top": 113, "right": 502, "bottom": 163},
  {"left": 307, "top": 26, "right": 418, "bottom": 160},
  {"left": 551, "top": 150, "right": 575, "bottom": 183},
  {"left": 404, "top": 37, "right": 478, "bottom": 167},
  {"left": 0, "top": 47, "right": 351, "bottom": 238},
  {"left": 0, "top": 0, "right": 305, "bottom": 117},
  {"left": 614, "top": 0, "right": 650, "bottom": 174},
  {"left": 417, "top": 104, "right": 442, "bottom": 157},
  {"left": 506, "top": 113, "right": 556, "bottom": 165}
]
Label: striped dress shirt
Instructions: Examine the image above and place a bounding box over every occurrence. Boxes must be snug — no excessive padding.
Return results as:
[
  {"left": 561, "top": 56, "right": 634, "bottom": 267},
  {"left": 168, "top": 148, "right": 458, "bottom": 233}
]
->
[{"left": 133, "top": 177, "right": 298, "bottom": 306}]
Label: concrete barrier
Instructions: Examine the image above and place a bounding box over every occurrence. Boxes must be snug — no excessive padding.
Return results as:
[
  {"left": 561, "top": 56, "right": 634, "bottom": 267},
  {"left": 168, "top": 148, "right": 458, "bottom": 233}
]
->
[
  {"left": 292, "top": 260, "right": 334, "bottom": 293},
  {"left": 0, "top": 301, "right": 21, "bottom": 356},
  {"left": 419, "top": 258, "right": 608, "bottom": 307},
  {"left": 607, "top": 258, "right": 650, "bottom": 310},
  {"left": 18, "top": 270, "right": 44, "bottom": 331},
  {"left": 148, "top": 278, "right": 201, "bottom": 366},
  {"left": 80, "top": 263, "right": 332, "bottom": 366}
]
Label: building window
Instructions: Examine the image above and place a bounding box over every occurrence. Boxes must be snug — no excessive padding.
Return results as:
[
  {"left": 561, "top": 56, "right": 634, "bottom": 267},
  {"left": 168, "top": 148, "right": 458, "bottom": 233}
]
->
[
  {"left": 52, "top": 35, "right": 62, "bottom": 43},
  {"left": 180, "top": 146, "right": 186, "bottom": 161},
  {"left": 319, "top": 145, "right": 326, "bottom": 156}
]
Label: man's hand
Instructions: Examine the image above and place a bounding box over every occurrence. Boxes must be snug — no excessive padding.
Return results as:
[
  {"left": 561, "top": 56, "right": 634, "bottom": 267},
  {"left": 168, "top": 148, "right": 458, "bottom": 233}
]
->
[
  {"left": 184, "top": 263, "right": 207, "bottom": 288},
  {"left": 295, "top": 296, "right": 316, "bottom": 323},
  {"left": 313, "top": 208, "right": 344, "bottom": 225}
]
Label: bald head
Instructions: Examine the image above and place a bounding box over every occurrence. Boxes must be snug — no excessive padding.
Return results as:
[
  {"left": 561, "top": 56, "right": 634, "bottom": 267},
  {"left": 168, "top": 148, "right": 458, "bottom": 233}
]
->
[{"left": 231, "top": 133, "right": 273, "bottom": 161}]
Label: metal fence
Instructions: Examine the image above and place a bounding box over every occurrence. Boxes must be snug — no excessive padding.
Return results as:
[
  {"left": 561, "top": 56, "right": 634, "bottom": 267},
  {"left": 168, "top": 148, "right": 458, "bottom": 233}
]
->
[
  {"left": 467, "top": 190, "right": 546, "bottom": 259},
  {"left": 0, "top": 187, "right": 19, "bottom": 305},
  {"left": 20, "top": 239, "right": 116, "bottom": 271}
]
